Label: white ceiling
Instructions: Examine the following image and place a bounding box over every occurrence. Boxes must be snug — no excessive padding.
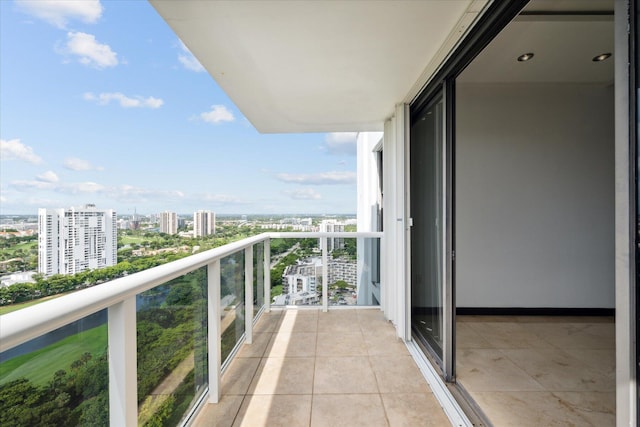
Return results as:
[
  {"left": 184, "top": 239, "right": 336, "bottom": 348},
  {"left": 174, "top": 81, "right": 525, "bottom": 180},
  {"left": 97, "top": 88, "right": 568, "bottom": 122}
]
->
[
  {"left": 458, "top": 17, "right": 613, "bottom": 84},
  {"left": 150, "top": 1, "right": 615, "bottom": 132},
  {"left": 149, "top": 0, "right": 483, "bottom": 133},
  {"left": 459, "top": 0, "right": 614, "bottom": 84},
  {"left": 522, "top": 0, "right": 613, "bottom": 13}
]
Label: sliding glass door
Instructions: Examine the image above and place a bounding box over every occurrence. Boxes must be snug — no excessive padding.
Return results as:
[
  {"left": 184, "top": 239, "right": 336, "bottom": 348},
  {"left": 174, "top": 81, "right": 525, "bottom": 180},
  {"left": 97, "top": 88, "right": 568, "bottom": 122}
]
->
[{"left": 410, "top": 93, "right": 445, "bottom": 363}]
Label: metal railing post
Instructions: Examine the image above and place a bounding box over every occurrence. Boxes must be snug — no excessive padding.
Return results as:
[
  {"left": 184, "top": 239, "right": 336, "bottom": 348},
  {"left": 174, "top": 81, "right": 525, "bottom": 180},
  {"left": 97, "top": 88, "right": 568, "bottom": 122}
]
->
[
  {"left": 108, "top": 297, "right": 137, "bottom": 426},
  {"left": 207, "top": 260, "right": 221, "bottom": 403},
  {"left": 244, "top": 247, "right": 253, "bottom": 344},
  {"left": 322, "top": 238, "right": 328, "bottom": 312},
  {"left": 264, "top": 238, "right": 271, "bottom": 312}
]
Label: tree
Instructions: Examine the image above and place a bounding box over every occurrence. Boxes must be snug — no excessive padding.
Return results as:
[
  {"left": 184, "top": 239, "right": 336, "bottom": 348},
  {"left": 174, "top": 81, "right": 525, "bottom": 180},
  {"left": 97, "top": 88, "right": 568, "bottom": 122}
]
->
[
  {"left": 165, "top": 282, "right": 194, "bottom": 307},
  {"left": 76, "top": 392, "right": 108, "bottom": 427},
  {"left": 0, "top": 378, "right": 43, "bottom": 426},
  {"left": 8, "top": 282, "right": 36, "bottom": 302},
  {"left": 74, "top": 352, "right": 108, "bottom": 399}
]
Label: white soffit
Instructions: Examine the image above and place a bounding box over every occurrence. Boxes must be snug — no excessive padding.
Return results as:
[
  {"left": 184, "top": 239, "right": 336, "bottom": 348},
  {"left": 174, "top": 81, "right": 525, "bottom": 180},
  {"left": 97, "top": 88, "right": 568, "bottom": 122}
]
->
[{"left": 150, "top": 0, "right": 479, "bottom": 133}]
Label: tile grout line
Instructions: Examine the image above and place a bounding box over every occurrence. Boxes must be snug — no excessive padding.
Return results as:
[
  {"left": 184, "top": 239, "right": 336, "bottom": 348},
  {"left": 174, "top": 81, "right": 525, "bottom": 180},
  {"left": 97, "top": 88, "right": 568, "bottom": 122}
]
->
[
  {"left": 458, "top": 320, "right": 615, "bottom": 425},
  {"left": 229, "top": 314, "right": 277, "bottom": 427},
  {"left": 233, "top": 311, "right": 285, "bottom": 426},
  {"left": 308, "top": 311, "right": 319, "bottom": 426},
  {"left": 362, "top": 318, "right": 391, "bottom": 426}
]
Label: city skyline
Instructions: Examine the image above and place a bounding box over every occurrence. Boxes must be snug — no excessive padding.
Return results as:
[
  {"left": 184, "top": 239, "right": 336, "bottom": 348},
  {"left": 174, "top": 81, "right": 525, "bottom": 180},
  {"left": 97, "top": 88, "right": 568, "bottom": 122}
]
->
[{"left": 0, "top": 0, "right": 359, "bottom": 216}]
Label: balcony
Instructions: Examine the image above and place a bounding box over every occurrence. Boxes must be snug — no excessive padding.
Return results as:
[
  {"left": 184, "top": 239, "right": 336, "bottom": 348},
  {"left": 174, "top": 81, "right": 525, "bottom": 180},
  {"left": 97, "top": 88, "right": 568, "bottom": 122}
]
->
[
  {"left": 192, "top": 308, "right": 450, "bottom": 426},
  {"left": 0, "top": 229, "right": 618, "bottom": 426},
  {"left": 3, "top": 231, "right": 449, "bottom": 427}
]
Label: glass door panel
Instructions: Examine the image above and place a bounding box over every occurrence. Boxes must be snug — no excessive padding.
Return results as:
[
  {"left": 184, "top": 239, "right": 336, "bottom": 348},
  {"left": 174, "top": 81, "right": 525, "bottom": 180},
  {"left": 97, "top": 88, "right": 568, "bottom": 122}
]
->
[{"left": 410, "top": 95, "right": 444, "bottom": 360}]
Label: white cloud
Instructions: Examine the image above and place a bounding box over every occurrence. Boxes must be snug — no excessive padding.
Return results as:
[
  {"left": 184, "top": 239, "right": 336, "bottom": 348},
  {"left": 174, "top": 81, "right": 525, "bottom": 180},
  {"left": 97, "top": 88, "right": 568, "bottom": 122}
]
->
[
  {"left": 284, "top": 188, "right": 322, "bottom": 200},
  {"left": 16, "top": 0, "right": 103, "bottom": 29},
  {"left": 7, "top": 177, "right": 196, "bottom": 211},
  {"left": 11, "top": 179, "right": 55, "bottom": 191},
  {"left": 275, "top": 171, "right": 356, "bottom": 185},
  {"left": 200, "top": 105, "right": 235, "bottom": 124},
  {"left": 0, "top": 138, "right": 43, "bottom": 164},
  {"left": 104, "top": 185, "right": 184, "bottom": 202},
  {"left": 10, "top": 179, "right": 185, "bottom": 202},
  {"left": 200, "top": 193, "right": 249, "bottom": 204},
  {"left": 64, "top": 157, "right": 103, "bottom": 171},
  {"left": 63, "top": 32, "right": 118, "bottom": 69},
  {"left": 36, "top": 171, "right": 59, "bottom": 183},
  {"left": 84, "top": 92, "right": 163, "bottom": 109},
  {"left": 324, "top": 132, "right": 357, "bottom": 155},
  {"left": 0, "top": 194, "right": 61, "bottom": 210},
  {"left": 178, "top": 40, "right": 204, "bottom": 72},
  {"left": 13, "top": 179, "right": 105, "bottom": 193},
  {"left": 66, "top": 181, "right": 105, "bottom": 194}
]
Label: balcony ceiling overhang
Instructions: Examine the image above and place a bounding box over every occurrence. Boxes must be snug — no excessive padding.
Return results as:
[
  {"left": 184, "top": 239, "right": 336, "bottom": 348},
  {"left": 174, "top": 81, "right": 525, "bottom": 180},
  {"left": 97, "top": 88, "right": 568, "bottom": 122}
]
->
[{"left": 149, "top": 0, "right": 485, "bottom": 133}]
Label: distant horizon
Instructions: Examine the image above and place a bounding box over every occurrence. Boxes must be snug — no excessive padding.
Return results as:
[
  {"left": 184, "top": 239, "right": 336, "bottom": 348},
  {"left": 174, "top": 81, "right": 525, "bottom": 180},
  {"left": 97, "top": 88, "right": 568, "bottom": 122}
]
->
[
  {"left": 0, "top": 212, "right": 357, "bottom": 218},
  {"left": 1, "top": 1, "right": 358, "bottom": 217}
]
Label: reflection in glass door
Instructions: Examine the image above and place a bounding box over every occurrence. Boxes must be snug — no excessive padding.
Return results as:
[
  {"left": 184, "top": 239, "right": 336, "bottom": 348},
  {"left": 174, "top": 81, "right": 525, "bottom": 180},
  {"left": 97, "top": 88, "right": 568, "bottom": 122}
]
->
[
  {"left": 633, "top": 0, "right": 639, "bottom": 416},
  {"left": 410, "top": 95, "right": 444, "bottom": 361}
]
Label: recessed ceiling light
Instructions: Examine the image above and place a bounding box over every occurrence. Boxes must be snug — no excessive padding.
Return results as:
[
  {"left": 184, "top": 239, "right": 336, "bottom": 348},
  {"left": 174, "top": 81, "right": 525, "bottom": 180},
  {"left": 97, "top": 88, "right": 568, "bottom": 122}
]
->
[
  {"left": 517, "top": 53, "right": 534, "bottom": 62},
  {"left": 592, "top": 53, "right": 611, "bottom": 62}
]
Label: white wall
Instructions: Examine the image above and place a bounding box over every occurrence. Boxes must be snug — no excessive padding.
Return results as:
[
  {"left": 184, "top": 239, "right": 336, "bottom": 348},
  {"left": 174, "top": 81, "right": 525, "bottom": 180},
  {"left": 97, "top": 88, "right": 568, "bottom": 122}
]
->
[
  {"left": 380, "top": 106, "right": 410, "bottom": 339},
  {"left": 357, "top": 132, "right": 383, "bottom": 233},
  {"left": 357, "top": 131, "right": 383, "bottom": 305},
  {"left": 456, "top": 83, "right": 614, "bottom": 308}
]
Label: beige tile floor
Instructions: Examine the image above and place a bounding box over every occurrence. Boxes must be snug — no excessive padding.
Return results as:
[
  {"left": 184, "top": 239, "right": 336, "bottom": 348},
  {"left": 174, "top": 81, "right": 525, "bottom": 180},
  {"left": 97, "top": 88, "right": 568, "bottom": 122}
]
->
[
  {"left": 456, "top": 315, "right": 616, "bottom": 426},
  {"left": 192, "top": 308, "right": 451, "bottom": 427}
]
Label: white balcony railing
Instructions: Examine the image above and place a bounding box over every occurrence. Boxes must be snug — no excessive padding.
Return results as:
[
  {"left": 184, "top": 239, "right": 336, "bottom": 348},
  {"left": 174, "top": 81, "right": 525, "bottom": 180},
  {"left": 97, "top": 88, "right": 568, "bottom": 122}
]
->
[{"left": 0, "top": 231, "right": 382, "bottom": 427}]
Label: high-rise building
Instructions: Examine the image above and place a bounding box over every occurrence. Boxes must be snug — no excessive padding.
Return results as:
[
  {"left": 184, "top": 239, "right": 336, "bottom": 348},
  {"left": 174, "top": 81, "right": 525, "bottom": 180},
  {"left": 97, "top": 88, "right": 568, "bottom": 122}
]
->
[
  {"left": 193, "top": 210, "right": 216, "bottom": 237},
  {"left": 130, "top": 209, "right": 140, "bottom": 230},
  {"left": 38, "top": 204, "right": 117, "bottom": 276},
  {"left": 319, "top": 220, "right": 345, "bottom": 252},
  {"left": 159, "top": 211, "right": 178, "bottom": 235}
]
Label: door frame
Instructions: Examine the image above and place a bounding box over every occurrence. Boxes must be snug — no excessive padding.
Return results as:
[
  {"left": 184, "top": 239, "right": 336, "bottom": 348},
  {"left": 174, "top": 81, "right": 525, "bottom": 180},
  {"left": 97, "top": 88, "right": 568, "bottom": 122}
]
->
[
  {"left": 405, "top": 0, "right": 637, "bottom": 424},
  {"left": 407, "top": 88, "right": 450, "bottom": 375},
  {"left": 630, "top": 0, "right": 639, "bottom": 421},
  {"left": 406, "top": 0, "right": 529, "bottom": 383}
]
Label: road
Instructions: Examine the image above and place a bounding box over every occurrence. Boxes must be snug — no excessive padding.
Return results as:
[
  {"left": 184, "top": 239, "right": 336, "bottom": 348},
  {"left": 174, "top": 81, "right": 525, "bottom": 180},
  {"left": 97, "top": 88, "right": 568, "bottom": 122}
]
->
[
  {"left": 138, "top": 350, "right": 195, "bottom": 425},
  {"left": 270, "top": 242, "right": 300, "bottom": 268}
]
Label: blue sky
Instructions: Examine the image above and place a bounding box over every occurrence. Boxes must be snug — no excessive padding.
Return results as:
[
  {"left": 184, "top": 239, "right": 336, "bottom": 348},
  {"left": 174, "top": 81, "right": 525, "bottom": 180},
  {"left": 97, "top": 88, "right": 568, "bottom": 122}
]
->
[{"left": 0, "top": 0, "right": 358, "bottom": 216}]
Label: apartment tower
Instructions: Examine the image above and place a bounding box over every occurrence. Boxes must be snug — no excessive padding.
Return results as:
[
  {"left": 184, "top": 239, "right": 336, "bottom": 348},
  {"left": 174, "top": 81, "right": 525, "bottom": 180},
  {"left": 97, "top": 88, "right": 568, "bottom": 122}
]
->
[
  {"left": 193, "top": 210, "right": 216, "bottom": 237},
  {"left": 38, "top": 204, "right": 117, "bottom": 276},
  {"left": 319, "top": 219, "right": 345, "bottom": 252},
  {"left": 159, "top": 211, "right": 178, "bottom": 235}
]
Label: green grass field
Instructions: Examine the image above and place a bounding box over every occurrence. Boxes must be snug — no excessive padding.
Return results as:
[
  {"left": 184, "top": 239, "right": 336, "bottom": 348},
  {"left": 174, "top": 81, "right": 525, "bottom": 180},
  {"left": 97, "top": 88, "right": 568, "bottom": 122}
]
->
[
  {"left": 120, "top": 235, "right": 146, "bottom": 245},
  {"left": 0, "top": 294, "right": 65, "bottom": 316},
  {"left": 2, "top": 240, "right": 37, "bottom": 257},
  {"left": 0, "top": 324, "right": 108, "bottom": 387}
]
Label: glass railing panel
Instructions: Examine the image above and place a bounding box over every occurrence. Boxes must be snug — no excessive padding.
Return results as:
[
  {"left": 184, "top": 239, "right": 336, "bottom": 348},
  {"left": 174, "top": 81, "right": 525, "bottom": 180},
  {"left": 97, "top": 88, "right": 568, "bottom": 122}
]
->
[
  {"left": 0, "top": 309, "right": 109, "bottom": 426},
  {"left": 253, "top": 242, "right": 264, "bottom": 318},
  {"left": 328, "top": 237, "right": 380, "bottom": 307},
  {"left": 220, "top": 252, "right": 245, "bottom": 364},
  {"left": 270, "top": 238, "right": 322, "bottom": 307},
  {"left": 136, "top": 267, "right": 208, "bottom": 427}
]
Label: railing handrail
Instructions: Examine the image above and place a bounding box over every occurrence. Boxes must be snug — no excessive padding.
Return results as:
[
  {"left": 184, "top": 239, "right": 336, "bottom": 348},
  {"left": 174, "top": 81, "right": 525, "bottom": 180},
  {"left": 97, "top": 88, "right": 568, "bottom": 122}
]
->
[
  {"left": 269, "top": 231, "right": 383, "bottom": 238},
  {"left": 0, "top": 231, "right": 382, "bottom": 353}
]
